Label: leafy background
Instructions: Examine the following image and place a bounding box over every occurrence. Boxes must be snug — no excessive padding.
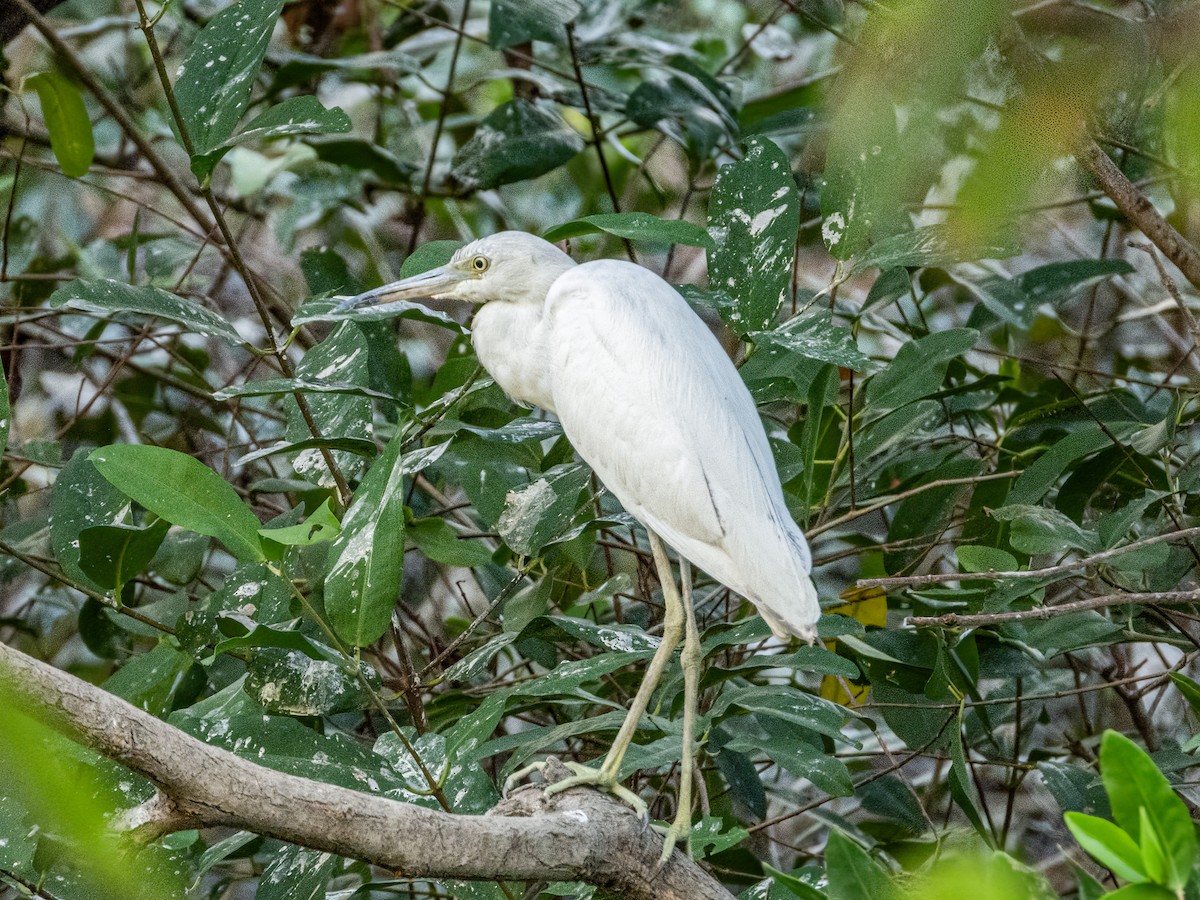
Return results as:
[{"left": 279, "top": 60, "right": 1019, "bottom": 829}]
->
[{"left": 2, "top": 0, "right": 1200, "bottom": 897}]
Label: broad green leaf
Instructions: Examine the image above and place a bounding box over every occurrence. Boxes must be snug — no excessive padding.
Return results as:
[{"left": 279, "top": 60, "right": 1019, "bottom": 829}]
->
[
  {"left": 865, "top": 329, "right": 978, "bottom": 411},
  {"left": 847, "top": 224, "right": 1015, "bottom": 274},
  {"left": 1169, "top": 673, "right": 1200, "bottom": 717},
  {"left": 408, "top": 517, "right": 494, "bottom": 567},
  {"left": 495, "top": 463, "right": 591, "bottom": 556},
  {"left": 192, "top": 95, "right": 350, "bottom": 182},
  {"left": 488, "top": 0, "right": 580, "bottom": 48},
  {"left": 27, "top": 71, "right": 94, "bottom": 178},
  {"left": 258, "top": 498, "right": 340, "bottom": 547},
  {"left": 885, "top": 458, "right": 983, "bottom": 574},
  {"left": 49, "top": 279, "right": 245, "bottom": 344},
  {"left": 1065, "top": 812, "right": 1148, "bottom": 884},
  {"left": 710, "top": 684, "right": 853, "bottom": 744},
  {"left": 823, "top": 830, "right": 893, "bottom": 900},
  {"left": 1101, "top": 885, "right": 1179, "bottom": 899},
  {"left": 1138, "top": 806, "right": 1171, "bottom": 887},
  {"left": 974, "top": 259, "right": 1135, "bottom": 329},
  {"left": 956, "top": 545, "right": 1019, "bottom": 573},
  {"left": 949, "top": 716, "right": 991, "bottom": 843},
  {"left": 239, "top": 436, "right": 377, "bottom": 466},
  {"left": 750, "top": 313, "right": 872, "bottom": 371},
  {"left": 103, "top": 640, "right": 198, "bottom": 717},
  {"left": 324, "top": 432, "right": 406, "bottom": 647},
  {"left": 1100, "top": 730, "right": 1197, "bottom": 888},
  {"left": 726, "top": 721, "right": 854, "bottom": 797},
  {"left": 542, "top": 212, "right": 713, "bottom": 249},
  {"left": 244, "top": 648, "right": 374, "bottom": 716},
  {"left": 1006, "top": 426, "right": 1113, "bottom": 506},
  {"left": 627, "top": 58, "right": 738, "bottom": 164},
  {"left": 449, "top": 99, "right": 584, "bottom": 191},
  {"left": 213, "top": 377, "right": 400, "bottom": 404},
  {"left": 256, "top": 846, "right": 337, "bottom": 900},
  {"left": 77, "top": 519, "right": 169, "bottom": 592},
  {"left": 708, "top": 135, "right": 800, "bottom": 333},
  {"left": 51, "top": 449, "right": 132, "bottom": 589},
  {"left": 691, "top": 817, "right": 749, "bottom": 859},
  {"left": 174, "top": 0, "right": 287, "bottom": 157},
  {"left": 89, "top": 445, "right": 266, "bottom": 563},
  {"left": 1038, "top": 761, "right": 1111, "bottom": 818},
  {"left": 399, "top": 240, "right": 463, "bottom": 277},
  {"left": 988, "top": 504, "right": 1099, "bottom": 555}
]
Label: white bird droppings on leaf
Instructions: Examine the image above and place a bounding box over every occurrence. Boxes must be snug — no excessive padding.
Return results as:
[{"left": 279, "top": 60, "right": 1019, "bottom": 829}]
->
[{"left": 496, "top": 478, "right": 556, "bottom": 555}]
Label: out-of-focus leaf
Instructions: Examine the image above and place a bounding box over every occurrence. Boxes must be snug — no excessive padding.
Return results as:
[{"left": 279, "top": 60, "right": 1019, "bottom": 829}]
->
[
  {"left": 103, "top": 640, "right": 198, "bottom": 717},
  {"left": 311, "top": 138, "right": 415, "bottom": 184},
  {"left": 1038, "top": 760, "right": 1111, "bottom": 818},
  {"left": 49, "top": 279, "right": 245, "bottom": 344},
  {"left": 1169, "top": 672, "right": 1200, "bottom": 717},
  {"left": 0, "top": 367, "right": 10, "bottom": 454},
  {"left": 488, "top": 0, "right": 579, "bottom": 48},
  {"left": 324, "top": 432, "right": 406, "bottom": 647},
  {"left": 174, "top": 0, "right": 286, "bottom": 157},
  {"left": 865, "top": 329, "right": 978, "bottom": 411},
  {"left": 495, "top": 463, "right": 591, "bottom": 556},
  {"left": 542, "top": 212, "right": 713, "bottom": 249},
  {"left": 948, "top": 716, "right": 990, "bottom": 842},
  {"left": 988, "top": 505, "right": 1099, "bottom": 555},
  {"left": 750, "top": 313, "right": 871, "bottom": 371},
  {"left": 1064, "top": 812, "right": 1147, "bottom": 885},
  {"left": 956, "top": 545, "right": 1019, "bottom": 573},
  {"left": 27, "top": 71, "right": 94, "bottom": 178},
  {"left": 89, "top": 445, "right": 266, "bottom": 563},
  {"left": 1006, "top": 426, "right": 1114, "bottom": 506},
  {"left": 450, "top": 99, "right": 584, "bottom": 191},
  {"left": 627, "top": 57, "right": 738, "bottom": 163},
  {"left": 708, "top": 135, "right": 800, "bottom": 333},
  {"left": 77, "top": 519, "right": 169, "bottom": 592}
]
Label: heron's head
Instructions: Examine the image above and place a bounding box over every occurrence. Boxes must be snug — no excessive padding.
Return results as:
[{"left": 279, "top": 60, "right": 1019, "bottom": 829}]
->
[{"left": 335, "top": 232, "right": 576, "bottom": 314}]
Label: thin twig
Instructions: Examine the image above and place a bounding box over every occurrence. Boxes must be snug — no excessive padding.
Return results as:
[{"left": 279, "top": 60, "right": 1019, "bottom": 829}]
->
[{"left": 908, "top": 589, "right": 1200, "bottom": 628}]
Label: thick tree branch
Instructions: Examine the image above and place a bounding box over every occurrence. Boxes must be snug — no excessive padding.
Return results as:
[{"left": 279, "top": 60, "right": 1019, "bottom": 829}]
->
[
  {"left": 0, "top": 641, "right": 734, "bottom": 900},
  {"left": 1077, "top": 138, "right": 1200, "bottom": 292}
]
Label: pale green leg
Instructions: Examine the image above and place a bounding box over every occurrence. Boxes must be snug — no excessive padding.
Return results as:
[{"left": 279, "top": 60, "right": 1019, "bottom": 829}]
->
[
  {"left": 542, "top": 531, "right": 684, "bottom": 816},
  {"left": 657, "top": 558, "right": 700, "bottom": 861}
]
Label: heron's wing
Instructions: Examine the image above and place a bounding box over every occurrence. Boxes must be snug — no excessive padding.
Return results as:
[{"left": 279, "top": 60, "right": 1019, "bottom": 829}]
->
[{"left": 544, "top": 261, "right": 816, "bottom": 635}]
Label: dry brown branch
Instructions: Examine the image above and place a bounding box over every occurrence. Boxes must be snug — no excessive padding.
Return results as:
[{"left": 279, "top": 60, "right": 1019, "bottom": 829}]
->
[{"left": 0, "top": 641, "right": 734, "bottom": 900}]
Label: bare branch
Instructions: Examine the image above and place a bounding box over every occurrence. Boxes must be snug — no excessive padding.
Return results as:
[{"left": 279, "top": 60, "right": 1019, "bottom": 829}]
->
[
  {"left": 0, "top": 642, "right": 734, "bottom": 900},
  {"left": 907, "top": 589, "right": 1200, "bottom": 628}
]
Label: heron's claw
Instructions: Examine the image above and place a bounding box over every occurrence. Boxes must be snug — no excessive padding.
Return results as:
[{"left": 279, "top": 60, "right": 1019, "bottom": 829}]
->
[
  {"left": 652, "top": 817, "right": 692, "bottom": 864},
  {"left": 543, "top": 761, "right": 650, "bottom": 820}
]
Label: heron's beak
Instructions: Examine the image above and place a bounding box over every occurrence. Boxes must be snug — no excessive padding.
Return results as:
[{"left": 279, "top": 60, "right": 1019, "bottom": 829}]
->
[{"left": 333, "top": 266, "right": 466, "bottom": 314}]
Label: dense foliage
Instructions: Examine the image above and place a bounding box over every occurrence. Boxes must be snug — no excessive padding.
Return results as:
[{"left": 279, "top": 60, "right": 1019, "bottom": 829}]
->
[{"left": 2, "top": 0, "right": 1200, "bottom": 897}]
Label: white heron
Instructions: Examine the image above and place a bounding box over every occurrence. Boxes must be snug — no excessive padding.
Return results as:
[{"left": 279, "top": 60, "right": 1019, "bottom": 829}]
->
[{"left": 336, "top": 231, "right": 820, "bottom": 856}]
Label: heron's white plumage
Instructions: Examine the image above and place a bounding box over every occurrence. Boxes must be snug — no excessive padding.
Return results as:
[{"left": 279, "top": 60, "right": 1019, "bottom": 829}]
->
[{"left": 541, "top": 260, "right": 818, "bottom": 640}]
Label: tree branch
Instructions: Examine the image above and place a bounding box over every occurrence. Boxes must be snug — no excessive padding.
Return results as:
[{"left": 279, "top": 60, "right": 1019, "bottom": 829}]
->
[
  {"left": 1077, "top": 138, "right": 1200, "bottom": 292},
  {"left": 907, "top": 588, "right": 1200, "bottom": 628},
  {"left": 0, "top": 642, "right": 734, "bottom": 900}
]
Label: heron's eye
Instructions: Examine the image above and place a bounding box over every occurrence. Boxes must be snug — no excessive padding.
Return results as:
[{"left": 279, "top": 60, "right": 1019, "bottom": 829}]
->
[{"left": 471, "top": 255, "right": 489, "bottom": 273}]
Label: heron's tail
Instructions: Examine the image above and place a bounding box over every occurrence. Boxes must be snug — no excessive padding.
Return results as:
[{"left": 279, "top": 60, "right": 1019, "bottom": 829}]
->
[{"left": 757, "top": 571, "right": 820, "bottom": 644}]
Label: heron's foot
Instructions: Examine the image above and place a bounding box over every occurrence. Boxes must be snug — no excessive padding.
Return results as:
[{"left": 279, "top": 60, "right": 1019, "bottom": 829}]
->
[
  {"left": 653, "top": 812, "right": 692, "bottom": 864},
  {"left": 542, "top": 761, "right": 649, "bottom": 821}
]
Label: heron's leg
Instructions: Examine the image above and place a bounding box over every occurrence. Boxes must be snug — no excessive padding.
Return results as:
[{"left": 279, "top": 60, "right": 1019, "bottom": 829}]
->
[
  {"left": 657, "top": 559, "right": 700, "bottom": 861},
  {"left": 542, "top": 530, "right": 684, "bottom": 802}
]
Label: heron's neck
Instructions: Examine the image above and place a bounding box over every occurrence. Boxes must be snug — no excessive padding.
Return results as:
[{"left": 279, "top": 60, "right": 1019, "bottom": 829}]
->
[{"left": 471, "top": 301, "right": 556, "bottom": 412}]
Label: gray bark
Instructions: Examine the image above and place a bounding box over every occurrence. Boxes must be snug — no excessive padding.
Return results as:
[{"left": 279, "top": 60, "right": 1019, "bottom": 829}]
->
[{"left": 0, "top": 641, "right": 735, "bottom": 900}]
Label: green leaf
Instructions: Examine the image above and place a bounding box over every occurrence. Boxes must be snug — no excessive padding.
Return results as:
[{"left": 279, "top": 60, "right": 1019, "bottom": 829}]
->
[
  {"left": 848, "top": 224, "right": 1015, "bottom": 275},
  {"left": 1065, "top": 812, "right": 1148, "bottom": 883},
  {"left": 823, "top": 830, "right": 893, "bottom": 900},
  {"left": 324, "top": 431, "right": 406, "bottom": 647},
  {"left": 256, "top": 845, "right": 337, "bottom": 900},
  {"left": 707, "top": 135, "right": 800, "bottom": 333},
  {"left": 865, "top": 329, "right": 978, "bottom": 411},
  {"left": 974, "top": 259, "right": 1134, "bottom": 329},
  {"left": 103, "top": 640, "right": 197, "bottom": 717},
  {"left": 27, "top": 71, "right": 94, "bottom": 178},
  {"left": 0, "top": 365, "right": 8, "bottom": 456},
  {"left": 50, "top": 449, "right": 130, "bottom": 590},
  {"left": 77, "top": 519, "right": 170, "bottom": 592},
  {"left": 726, "top": 720, "right": 854, "bottom": 797},
  {"left": 408, "top": 517, "right": 494, "bottom": 567},
  {"left": 495, "top": 463, "right": 591, "bottom": 556},
  {"left": 691, "top": 817, "right": 749, "bottom": 859},
  {"left": 244, "top": 648, "right": 374, "bottom": 716},
  {"left": 488, "top": 0, "right": 580, "bottom": 48},
  {"left": 750, "top": 313, "right": 872, "bottom": 371},
  {"left": 1006, "top": 426, "right": 1113, "bottom": 506},
  {"left": 89, "top": 445, "right": 266, "bottom": 563},
  {"left": 542, "top": 212, "right": 713, "bottom": 249},
  {"left": 1169, "top": 673, "right": 1200, "bottom": 717},
  {"left": 627, "top": 58, "right": 738, "bottom": 164},
  {"left": 213, "top": 377, "right": 400, "bottom": 404},
  {"left": 1100, "top": 730, "right": 1197, "bottom": 889},
  {"left": 949, "top": 716, "right": 991, "bottom": 843},
  {"left": 710, "top": 684, "right": 853, "bottom": 745},
  {"left": 988, "top": 504, "right": 1099, "bottom": 555},
  {"left": 449, "top": 99, "right": 584, "bottom": 191},
  {"left": 49, "top": 279, "right": 245, "bottom": 344},
  {"left": 258, "top": 498, "right": 340, "bottom": 547},
  {"left": 956, "top": 545, "right": 1019, "bottom": 573},
  {"left": 191, "top": 95, "right": 352, "bottom": 182},
  {"left": 1038, "top": 761, "right": 1111, "bottom": 818},
  {"left": 174, "top": 0, "right": 287, "bottom": 157},
  {"left": 239, "top": 436, "right": 378, "bottom": 466}
]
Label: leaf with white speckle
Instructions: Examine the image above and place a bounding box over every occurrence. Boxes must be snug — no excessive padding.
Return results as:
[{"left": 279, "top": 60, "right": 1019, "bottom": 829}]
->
[
  {"left": 707, "top": 136, "right": 800, "bottom": 333},
  {"left": 50, "top": 448, "right": 129, "bottom": 590},
  {"left": 49, "top": 279, "right": 244, "bottom": 344}
]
